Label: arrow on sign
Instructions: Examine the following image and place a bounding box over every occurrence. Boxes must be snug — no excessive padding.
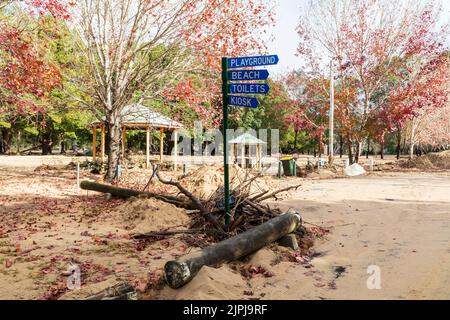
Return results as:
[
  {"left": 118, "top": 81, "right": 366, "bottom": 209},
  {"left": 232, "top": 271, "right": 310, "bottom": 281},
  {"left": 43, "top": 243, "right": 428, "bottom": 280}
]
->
[
  {"left": 227, "top": 95, "right": 259, "bottom": 109},
  {"left": 227, "top": 55, "right": 279, "bottom": 69},
  {"left": 228, "top": 69, "right": 269, "bottom": 81},
  {"left": 227, "top": 83, "right": 270, "bottom": 94}
]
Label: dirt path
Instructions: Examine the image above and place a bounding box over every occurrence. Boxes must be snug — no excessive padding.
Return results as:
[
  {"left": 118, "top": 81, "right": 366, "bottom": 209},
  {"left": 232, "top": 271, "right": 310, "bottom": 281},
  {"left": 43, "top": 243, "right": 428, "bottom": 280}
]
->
[{"left": 273, "top": 173, "right": 450, "bottom": 299}]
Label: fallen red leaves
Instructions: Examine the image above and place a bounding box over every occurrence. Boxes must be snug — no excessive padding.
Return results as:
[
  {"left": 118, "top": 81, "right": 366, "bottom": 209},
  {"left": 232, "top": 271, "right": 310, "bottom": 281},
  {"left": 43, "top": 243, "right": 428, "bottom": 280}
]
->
[{"left": 240, "top": 265, "right": 275, "bottom": 280}]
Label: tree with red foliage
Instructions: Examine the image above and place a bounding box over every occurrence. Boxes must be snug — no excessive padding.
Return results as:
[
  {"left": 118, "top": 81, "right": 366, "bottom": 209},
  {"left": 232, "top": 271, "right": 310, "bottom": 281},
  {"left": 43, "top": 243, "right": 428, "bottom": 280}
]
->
[
  {"left": 0, "top": 0, "right": 68, "bottom": 115},
  {"left": 296, "top": 0, "right": 448, "bottom": 163},
  {"left": 0, "top": 1, "right": 67, "bottom": 153},
  {"left": 393, "top": 52, "right": 450, "bottom": 158},
  {"left": 0, "top": 26, "right": 61, "bottom": 117},
  {"left": 283, "top": 70, "right": 328, "bottom": 155}
]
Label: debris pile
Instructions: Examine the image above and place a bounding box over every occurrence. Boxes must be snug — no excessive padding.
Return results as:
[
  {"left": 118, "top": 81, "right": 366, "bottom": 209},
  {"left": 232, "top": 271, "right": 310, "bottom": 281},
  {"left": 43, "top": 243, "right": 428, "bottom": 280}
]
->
[
  {"left": 79, "top": 165, "right": 319, "bottom": 298},
  {"left": 180, "top": 164, "right": 270, "bottom": 200},
  {"left": 109, "top": 197, "right": 190, "bottom": 233},
  {"left": 82, "top": 165, "right": 302, "bottom": 241},
  {"left": 401, "top": 150, "right": 450, "bottom": 170}
]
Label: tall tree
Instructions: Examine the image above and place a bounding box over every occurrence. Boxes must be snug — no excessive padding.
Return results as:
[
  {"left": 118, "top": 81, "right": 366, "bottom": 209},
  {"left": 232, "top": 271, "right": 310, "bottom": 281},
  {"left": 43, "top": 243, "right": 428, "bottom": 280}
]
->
[
  {"left": 296, "top": 0, "right": 448, "bottom": 163},
  {"left": 283, "top": 71, "right": 328, "bottom": 154},
  {"left": 0, "top": 2, "right": 66, "bottom": 153},
  {"left": 65, "top": 0, "right": 274, "bottom": 180},
  {"left": 381, "top": 52, "right": 450, "bottom": 159}
]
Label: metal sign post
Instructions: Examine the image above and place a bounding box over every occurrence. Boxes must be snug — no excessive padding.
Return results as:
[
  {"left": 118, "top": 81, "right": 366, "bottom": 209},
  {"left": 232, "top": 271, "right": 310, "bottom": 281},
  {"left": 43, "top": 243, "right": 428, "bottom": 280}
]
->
[
  {"left": 222, "top": 57, "right": 231, "bottom": 225},
  {"left": 222, "top": 54, "right": 278, "bottom": 226}
]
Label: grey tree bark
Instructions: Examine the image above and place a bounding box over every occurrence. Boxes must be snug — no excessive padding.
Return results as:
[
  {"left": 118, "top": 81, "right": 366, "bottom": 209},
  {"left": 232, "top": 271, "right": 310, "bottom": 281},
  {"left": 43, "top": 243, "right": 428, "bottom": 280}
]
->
[{"left": 165, "top": 211, "right": 302, "bottom": 288}]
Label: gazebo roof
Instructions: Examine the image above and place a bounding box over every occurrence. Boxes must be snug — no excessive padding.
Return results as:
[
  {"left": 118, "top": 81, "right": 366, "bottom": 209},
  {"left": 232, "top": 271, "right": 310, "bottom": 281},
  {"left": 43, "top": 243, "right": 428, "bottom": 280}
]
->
[
  {"left": 92, "top": 104, "right": 184, "bottom": 129},
  {"left": 229, "top": 132, "right": 267, "bottom": 145}
]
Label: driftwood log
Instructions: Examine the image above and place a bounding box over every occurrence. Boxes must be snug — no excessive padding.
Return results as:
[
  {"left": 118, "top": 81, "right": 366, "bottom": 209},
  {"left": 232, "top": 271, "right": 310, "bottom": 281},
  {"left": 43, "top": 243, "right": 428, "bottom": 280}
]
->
[
  {"left": 81, "top": 179, "right": 228, "bottom": 238},
  {"left": 164, "top": 211, "right": 302, "bottom": 288},
  {"left": 79, "top": 180, "right": 192, "bottom": 209}
]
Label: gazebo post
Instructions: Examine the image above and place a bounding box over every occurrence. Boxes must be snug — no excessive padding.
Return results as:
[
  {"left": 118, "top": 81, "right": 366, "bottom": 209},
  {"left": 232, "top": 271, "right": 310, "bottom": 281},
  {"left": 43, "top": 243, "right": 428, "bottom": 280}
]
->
[
  {"left": 146, "top": 126, "right": 150, "bottom": 169},
  {"left": 173, "top": 129, "right": 178, "bottom": 171},
  {"left": 92, "top": 126, "right": 97, "bottom": 162},
  {"left": 100, "top": 124, "right": 105, "bottom": 163},
  {"left": 122, "top": 126, "right": 127, "bottom": 158},
  {"left": 241, "top": 144, "right": 245, "bottom": 169},
  {"left": 259, "top": 144, "right": 263, "bottom": 169},
  {"left": 256, "top": 144, "right": 260, "bottom": 169},
  {"left": 159, "top": 128, "right": 164, "bottom": 163}
]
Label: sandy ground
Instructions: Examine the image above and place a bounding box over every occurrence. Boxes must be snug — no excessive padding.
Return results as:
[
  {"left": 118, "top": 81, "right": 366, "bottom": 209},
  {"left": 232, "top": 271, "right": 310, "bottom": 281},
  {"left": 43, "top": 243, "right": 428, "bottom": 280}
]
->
[
  {"left": 0, "top": 163, "right": 190, "bottom": 300},
  {"left": 272, "top": 173, "right": 450, "bottom": 299},
  {"left": 0, "top": 155, "right": 449, "bottom": 300},
  {"left": 152, "top": 172, "right": 450, "bottom": 300},
  {"left": 0, "top": 153, "right": 403, "bottom": 174}
]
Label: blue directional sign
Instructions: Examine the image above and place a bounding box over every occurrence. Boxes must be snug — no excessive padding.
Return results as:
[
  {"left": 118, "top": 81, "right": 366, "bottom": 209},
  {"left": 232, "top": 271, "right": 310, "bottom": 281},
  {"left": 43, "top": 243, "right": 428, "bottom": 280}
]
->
[
  {"left": 227, "top": 69, "right": 269, "bottom": 81},
  {"left": 227, "top": 83, "right": 270, "bottom": 94},
  {"left": 227, "top": 95, "right": 259, "bottom": 109},
  {"left": 227, "top": 55, "right": 279, "bottom": 69}
]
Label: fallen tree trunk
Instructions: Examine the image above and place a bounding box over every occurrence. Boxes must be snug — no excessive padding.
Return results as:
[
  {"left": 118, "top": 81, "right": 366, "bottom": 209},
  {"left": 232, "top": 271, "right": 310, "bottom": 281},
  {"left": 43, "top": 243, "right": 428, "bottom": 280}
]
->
[
  {"left": 80, "top": 180, "right": 192, "bottom": 209},
  {"left": 19, "top": 145, "right": 41, "bottom": 154},
  {"left": 164, "top": 211, "right": 302, "bottom": 288}
]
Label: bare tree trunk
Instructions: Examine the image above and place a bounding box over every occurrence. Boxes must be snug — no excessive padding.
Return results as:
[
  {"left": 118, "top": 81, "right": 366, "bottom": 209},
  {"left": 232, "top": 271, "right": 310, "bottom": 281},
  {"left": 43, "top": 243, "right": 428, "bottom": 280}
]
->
[
  {"left": 409, "top": 119, "right": 417, "bottom": 160},
  {"left": 293, "top": 129, "right": 298, "bottom": 151},
  {"left": 396, "top": 129, "right": 401, "bottom": 160},
  {"left": 355, "top": 141, "right": 360, "bottom": 163},
  {"left": 318, "top": 133, "right": 323, "bottom": 158},
  {"left": 416, "top": 144, "right": 422, "bottom": 156},
  {"left": 401, "top": 132, "right": 407, "bottom": 154},
  {"left": 366, "top": 137, "right": 370, "bottom": 159},
  {"left": 409, "top": 140, "right": 415, "bottom": 160},
  {"left": 380, "top": 137, "right": 385, "bottom": 160},
  {"left": 105, "top": 114, "right": 122, "bottom": 181},
  {"left": 339, "top": 134, "right": 343, "bottom": 158},
  {"left": 347, "top": 137, "right": 354, "bottom": 164},
  {"left": 41, "top": 133, "right": 53, "bottom": 155},
  {"left": 313, "top": 138, "right": 317, "bottom": 157},
  {"left": 16, "top": 131, "right": 21, "bottom": 154},
  {"left": 1, "top": 128, "right": 13, "bottom": 154}
]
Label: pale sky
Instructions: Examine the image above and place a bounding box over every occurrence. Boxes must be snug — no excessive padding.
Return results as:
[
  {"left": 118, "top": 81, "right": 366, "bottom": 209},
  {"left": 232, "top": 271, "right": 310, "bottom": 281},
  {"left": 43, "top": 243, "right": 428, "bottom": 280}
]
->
[{"left": 264, "top": 0, "right": 450, "bottom": 78}]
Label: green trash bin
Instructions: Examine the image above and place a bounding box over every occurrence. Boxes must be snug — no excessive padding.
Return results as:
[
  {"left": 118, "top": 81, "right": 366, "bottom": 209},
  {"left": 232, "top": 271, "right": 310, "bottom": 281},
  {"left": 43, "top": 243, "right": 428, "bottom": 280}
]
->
[{"left": 280, "top": 156, "right": 296, "bottom": 176}]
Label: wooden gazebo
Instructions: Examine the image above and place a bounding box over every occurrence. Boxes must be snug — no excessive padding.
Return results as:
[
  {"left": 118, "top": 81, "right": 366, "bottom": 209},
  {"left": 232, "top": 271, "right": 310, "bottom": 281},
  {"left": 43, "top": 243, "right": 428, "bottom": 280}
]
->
[
  {"left": 229, "top": 132, "right": 266, "bottom": 169},
  {"left": 90, "top": 104, "right": 184, "bottom": 169}
]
